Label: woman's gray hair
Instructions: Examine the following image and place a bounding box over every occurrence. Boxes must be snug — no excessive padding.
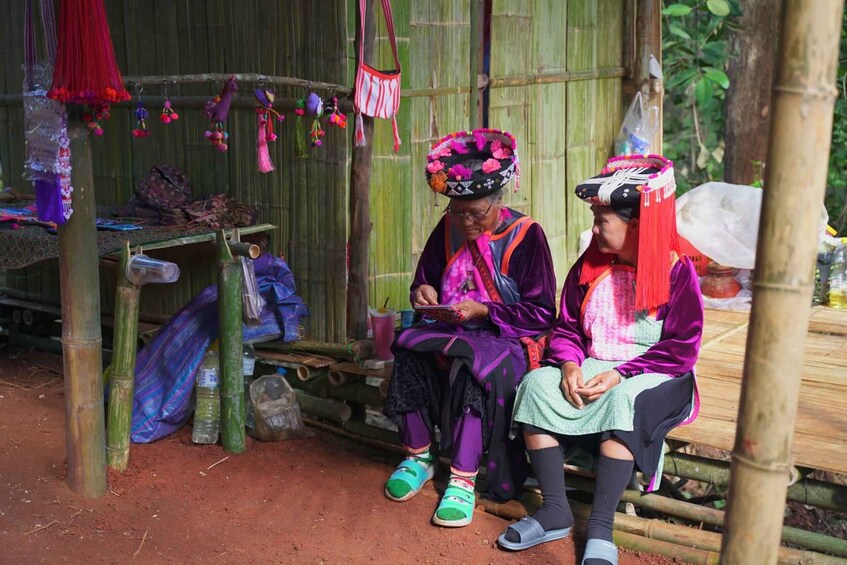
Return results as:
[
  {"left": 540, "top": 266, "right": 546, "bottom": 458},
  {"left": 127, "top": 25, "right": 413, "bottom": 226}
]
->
[{"left": 486, "top": 189, "right": 504, "bottom": 203}]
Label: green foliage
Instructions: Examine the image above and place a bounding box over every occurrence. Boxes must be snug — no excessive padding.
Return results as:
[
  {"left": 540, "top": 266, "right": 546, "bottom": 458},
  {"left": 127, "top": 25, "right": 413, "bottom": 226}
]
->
[
  {"left": 661, "top": 0, "right": 740, "bottom": 194},
  {"left": 825, "top": 9, "right": 847, "bottom": 234}
]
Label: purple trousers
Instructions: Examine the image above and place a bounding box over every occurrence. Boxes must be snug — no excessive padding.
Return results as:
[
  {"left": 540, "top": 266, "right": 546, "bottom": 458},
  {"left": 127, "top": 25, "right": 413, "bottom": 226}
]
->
[{"left": 401, "top": 407, "right": 482, "bottom": 474}]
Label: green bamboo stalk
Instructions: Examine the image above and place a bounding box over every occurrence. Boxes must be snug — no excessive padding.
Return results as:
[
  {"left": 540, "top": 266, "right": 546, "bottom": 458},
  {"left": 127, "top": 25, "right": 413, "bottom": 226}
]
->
[
  {"left": 217, "top": 231, "right": 245, "bottom": 453},
  {"left": 106, "top": 242, "right": 141, "bottom": 472},
  {"left": 293, "top": 390, "right": 352, "bottom": 423},
  {"left": 721, "top": 3, "right": 844, "bottom": 563},
  {"left": 58, "top": 115, "right": 107, "bottom": 498},
  {"left": 664, "top": 451, "right": 847, "bottom": 513}
]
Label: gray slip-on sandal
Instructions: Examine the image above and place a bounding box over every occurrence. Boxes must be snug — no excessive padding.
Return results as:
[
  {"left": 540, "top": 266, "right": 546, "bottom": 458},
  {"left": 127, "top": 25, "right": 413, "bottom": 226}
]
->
[
  {"left": 497, "top": 516, "right": 571, "bottom": 551},
  {"left": 581, "top": 538, "right": 618, "bottom": 565}
]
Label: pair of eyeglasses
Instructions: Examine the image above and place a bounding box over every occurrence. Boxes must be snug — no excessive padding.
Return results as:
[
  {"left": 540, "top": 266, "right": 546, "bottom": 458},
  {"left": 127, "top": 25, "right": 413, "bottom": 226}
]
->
[{"left": 446, "top": 201, "right": 494, "bottom": 221}]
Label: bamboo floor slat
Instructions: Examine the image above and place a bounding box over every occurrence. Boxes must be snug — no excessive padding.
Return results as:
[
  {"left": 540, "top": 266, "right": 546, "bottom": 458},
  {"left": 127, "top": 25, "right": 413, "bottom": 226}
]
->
[{"left": 668, "top": 307, "right": 847, "bottom": 475}]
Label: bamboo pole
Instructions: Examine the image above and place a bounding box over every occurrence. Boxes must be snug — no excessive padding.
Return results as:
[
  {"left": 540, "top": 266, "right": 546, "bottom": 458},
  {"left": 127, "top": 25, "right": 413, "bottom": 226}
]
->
[
  {"left": 664, "top": 451, "right": 847, "bottom": 513},
  {"left": 468, "top": 0, "right": 483, "bottom": 130},
  {"left": 257, "top": 339, "right": 375, "bottom": 360},
  {"left": 59, "top": 115, "right": 106, "bottom": 498},
  {"left": 106, "top": 242, "right": 140, "bottom": 472},
  {"left": 634, "top": 0, "right": 663, "bottom": 151},
  {"left": 123, "top": 73, "right": 351, "bottom": 94},
  {"left": 565, "top": 475, "right": 847, "bottom": 558},
  {"left": 721, "top": 3, "right": 844, "bottom": 564},
  {"left": 217, "top": 231, "right": 245, "bottom": 453},
  {"left": 347, "top": 0, "right": 376, "bottom": 340},
  {"left": 327, "top": 369, "right": 354, "bottom": 386},
  {"left": 294, "top": 391, "right": 352, "bottom": 423}
]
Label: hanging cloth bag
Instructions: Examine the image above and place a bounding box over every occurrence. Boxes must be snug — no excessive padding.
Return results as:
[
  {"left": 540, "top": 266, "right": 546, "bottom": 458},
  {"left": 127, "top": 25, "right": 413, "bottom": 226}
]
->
[{"left": 353, "top": 0, "right": 402, "bottom": 152}]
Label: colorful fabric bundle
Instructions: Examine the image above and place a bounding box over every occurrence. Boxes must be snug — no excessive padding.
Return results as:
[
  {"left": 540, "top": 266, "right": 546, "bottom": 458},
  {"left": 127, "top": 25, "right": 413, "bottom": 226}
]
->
[
  {"left": 204, "top": 77, "right": 238, "bottom": 152},
  {"left": 23, "top": 0, "right": 73, "bottom": 225},
  {"left": 47, "top": 0, "right": 130, "bottom": 109}
]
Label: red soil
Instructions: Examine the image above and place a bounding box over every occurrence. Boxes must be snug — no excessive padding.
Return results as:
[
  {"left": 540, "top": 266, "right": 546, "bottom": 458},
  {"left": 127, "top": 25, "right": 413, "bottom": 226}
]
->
[{"left": 0, "top": 350, "right": 681, "bottom": 564}]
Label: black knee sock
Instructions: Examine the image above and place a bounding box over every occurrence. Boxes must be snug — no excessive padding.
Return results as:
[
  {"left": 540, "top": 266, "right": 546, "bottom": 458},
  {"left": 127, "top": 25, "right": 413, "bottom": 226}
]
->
[
  {"left": 505, "top": 445, "right": 574, "bottom": 542},
  {"left": 585, "top": 455, "right": 634, "bottom": 543}
]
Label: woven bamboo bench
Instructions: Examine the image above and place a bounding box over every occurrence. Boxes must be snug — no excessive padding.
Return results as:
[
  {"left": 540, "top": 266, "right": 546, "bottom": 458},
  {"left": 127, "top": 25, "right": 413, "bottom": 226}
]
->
[{"left": 668, "top": 307, "right": 847, "bottom": 475}]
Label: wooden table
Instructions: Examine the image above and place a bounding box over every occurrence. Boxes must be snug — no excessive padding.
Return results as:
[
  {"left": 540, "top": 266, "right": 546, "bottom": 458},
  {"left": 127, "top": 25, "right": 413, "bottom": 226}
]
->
[{"left": 668, "top": 307, "right": 847, "bottom": 475}]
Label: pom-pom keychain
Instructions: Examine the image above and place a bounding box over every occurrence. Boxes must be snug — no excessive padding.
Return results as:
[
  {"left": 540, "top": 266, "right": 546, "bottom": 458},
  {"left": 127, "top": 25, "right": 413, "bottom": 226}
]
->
[
  {"left": 160, "top": 82, "right": 179, "bottom": 124},
  {"left": 325, "top": 95, "right": 347, "bottom": 129},
  {"left": 255, "top": 86, "right": 284, "bottom": 173},
  {"left": 82, "top": 104, "right": 109, "bottom": 136},
  {"left": 203, "top": 76, "right": 238, "bottom": 152},
  {"left": 306, "top": 92, "right": 325, "bottom": 148},
  {"left": 294, "top": 95, "right": 308, "bottom": 158},
  {"left": 131, "top": 84, "right": 150, "bottom": 138}
]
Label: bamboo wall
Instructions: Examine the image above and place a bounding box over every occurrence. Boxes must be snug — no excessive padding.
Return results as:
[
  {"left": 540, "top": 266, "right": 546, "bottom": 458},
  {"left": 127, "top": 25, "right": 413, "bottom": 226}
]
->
[
  {"left": 0, "top": 0, "right": 624, "bottom": 342},
  {"left": 365, "top": 0, "right": 624, "bottom": 305},
  {"left": 0, "top": 0, "right": 350, "bottom": 342}
]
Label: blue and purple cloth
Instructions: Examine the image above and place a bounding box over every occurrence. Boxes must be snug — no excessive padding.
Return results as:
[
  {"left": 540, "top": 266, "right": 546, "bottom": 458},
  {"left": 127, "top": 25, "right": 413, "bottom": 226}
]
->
[{"left": 130, "top": 253, "right": 308, "bottom": 443}]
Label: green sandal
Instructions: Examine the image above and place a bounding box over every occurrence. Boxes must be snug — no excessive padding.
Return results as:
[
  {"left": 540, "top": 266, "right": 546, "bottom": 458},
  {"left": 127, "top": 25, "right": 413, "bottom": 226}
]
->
[
  {"left": 384, "top": 457, "right": 435, "bottom": 502},
  {"left": 432, "top": 483, "right": 476, "bottom": 527}
]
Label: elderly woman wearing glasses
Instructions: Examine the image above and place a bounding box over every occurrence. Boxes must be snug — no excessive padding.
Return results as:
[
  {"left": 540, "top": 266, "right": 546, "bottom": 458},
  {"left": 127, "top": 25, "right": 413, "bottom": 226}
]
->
[{"left": 383, "top": 129, "right": 557, "bottom": 528}]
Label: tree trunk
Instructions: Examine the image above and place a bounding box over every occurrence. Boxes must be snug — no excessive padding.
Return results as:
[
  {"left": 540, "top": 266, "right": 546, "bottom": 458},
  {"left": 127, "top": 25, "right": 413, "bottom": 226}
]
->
[{"left": 723, "top": 0, "right": 783, "bottom": 185}]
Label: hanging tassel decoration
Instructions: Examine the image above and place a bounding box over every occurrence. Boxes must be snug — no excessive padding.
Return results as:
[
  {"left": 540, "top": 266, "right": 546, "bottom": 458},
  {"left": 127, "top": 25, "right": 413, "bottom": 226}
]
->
[
  {"left": 48, "top": 0, "right": 131, "bottom": 135},
  {"left": 294, "top": 96, "right": 308, "bottom": 159},
  {"left": 305, "top": 92, "right": 325, "bottom": 149},
  {"left": 255, "top": 88, "right": 283, "bottom": 174},
  {"left": 354, "top": 113, "right": 366, "bottom": 147},
  {"left": 204, "top": 76, "right": 238, "bottom": 152},
  {"left": 131, "top": 84, "right": 150, "bottom": 138},
  {"left": 391, "top": 115, "right": 401, "bottom": 153},
  {"left": 325, "top": 96, "right": 347, "bottom": 129},
  {"left": 160, "top": 83, "right": 179, "bottom": 124}
]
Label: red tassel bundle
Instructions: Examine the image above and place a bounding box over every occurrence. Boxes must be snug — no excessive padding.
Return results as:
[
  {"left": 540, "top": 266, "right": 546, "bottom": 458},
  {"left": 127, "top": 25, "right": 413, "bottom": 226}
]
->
[
  {"left": 47, "top": 0, "right": 130, "bottom": 106},
  {"left": 635, "top": 184, "right": 681, "bottom": 313}
]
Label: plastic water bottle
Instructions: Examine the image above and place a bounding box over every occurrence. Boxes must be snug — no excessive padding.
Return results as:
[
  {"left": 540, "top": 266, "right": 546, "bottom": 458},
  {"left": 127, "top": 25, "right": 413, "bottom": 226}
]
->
[
  {"left": 242, "top": 344, "right": 256, "bottom": 428},
  {"left": 242, "top": 343, "right": 256, "bottom": 377},
  {"left": 829, "top": 239, "right": 847, "bottom": 309},
  {"left": 192, "top": 348, "right": 220, "bottom": 444}
]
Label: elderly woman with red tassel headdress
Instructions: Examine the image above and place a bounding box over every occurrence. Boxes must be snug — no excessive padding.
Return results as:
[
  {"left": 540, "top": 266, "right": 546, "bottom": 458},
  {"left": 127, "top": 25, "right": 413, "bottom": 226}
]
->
[
  {"left": 382, "top": 129, "right": 558, "bottom": 528},
  {"left": 497, "top": 155, "right": 704, "bottom": 565}
]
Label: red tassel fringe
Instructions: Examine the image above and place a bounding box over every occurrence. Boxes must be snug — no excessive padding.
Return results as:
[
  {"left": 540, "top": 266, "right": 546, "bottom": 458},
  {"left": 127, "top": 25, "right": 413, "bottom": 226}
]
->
[
  {"left": 257, "top": 113, "right": 274, "bottom": 174},
  {"left": 635, "top": 190, "right": 681, "bottom": 312},
  {"left": 578, "top": 239, "right": 616, "bottom": 286},
  {"left": 48, "top": 0, "right": 129, "bottom": 105}
]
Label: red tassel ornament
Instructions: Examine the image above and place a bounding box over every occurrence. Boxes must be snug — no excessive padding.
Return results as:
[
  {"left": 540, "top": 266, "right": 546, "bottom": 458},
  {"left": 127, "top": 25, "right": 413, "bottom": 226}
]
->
[
  {"left": 48, "top": 0, "right": 130, "bottom": 110},
  {"left": 203, "top": 77, "right": 238, "bottom": 152}
]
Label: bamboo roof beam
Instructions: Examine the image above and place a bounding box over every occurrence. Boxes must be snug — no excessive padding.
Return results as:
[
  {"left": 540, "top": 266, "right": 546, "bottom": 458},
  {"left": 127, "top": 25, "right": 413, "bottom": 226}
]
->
[{"left": 122, "top": 73, "right": 351, "bottom": 95}]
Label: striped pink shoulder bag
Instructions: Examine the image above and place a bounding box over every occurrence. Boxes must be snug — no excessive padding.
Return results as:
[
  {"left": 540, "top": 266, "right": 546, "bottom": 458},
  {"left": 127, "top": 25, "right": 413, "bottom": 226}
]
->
[{"left": 353, "top": 0, "right": 401, "bottom": 152}]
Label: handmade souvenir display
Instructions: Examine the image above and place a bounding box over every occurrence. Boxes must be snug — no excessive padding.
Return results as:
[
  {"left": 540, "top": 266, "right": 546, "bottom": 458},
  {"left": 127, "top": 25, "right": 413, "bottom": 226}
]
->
[
  {"left": 353, "top": 0, "right": 401, "bottom": 151},
  {"left": 131, "top": 85, "right": 150, "bottom": 138},
  {"left": 204, "top": 76, "right": 238, "bottom": 152},
  {"left": 325, "top": 96, "right": 347, "bottom": 129},
  {"left": 24, "top": 0, "right": 73, "bottom": 224},
  {"left": 47, "top": 0, "right": 131, "bottom": 133},
  {"left": 254, "top": 88, "right": 284, "bottom": 173},
  {"left": 305, "top": 92, "right": 325, "bottom": 148}
]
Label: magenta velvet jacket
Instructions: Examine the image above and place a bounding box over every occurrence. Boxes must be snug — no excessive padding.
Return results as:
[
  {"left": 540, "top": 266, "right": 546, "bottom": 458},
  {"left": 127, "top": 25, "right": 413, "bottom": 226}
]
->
[
  {"left": 546, "top": 256, "right": 704, "bottom": 377},
  {"left": 410, "top": 214, "right": 558, "bottom": 338}
]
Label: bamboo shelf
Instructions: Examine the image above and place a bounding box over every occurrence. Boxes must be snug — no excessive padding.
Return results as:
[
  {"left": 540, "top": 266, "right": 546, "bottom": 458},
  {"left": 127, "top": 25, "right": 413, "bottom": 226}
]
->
[{"left": 668, "top": 306, "right": 847, "bottom": 475}]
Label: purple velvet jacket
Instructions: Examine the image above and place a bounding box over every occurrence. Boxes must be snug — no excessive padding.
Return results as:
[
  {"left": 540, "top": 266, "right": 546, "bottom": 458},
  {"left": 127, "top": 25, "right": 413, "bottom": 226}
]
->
[
  {"left": 410, "top": 213, "right": 557, "bottom": 338},
  {"left": 546, "top": 256, "right": 704, "bottom": 377}
]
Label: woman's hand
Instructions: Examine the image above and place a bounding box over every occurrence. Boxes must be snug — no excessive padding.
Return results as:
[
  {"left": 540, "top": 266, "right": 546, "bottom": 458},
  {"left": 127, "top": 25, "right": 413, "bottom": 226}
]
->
[
  {"left": 573, "top": 369, "right": 623, "bottom": 403},
  {"left": 412, "top": 284, "right": 439, "bottom": 306},
  {"left": 560, "top": 362, "right": 586, "bottom": 409},
  {"left": 451, "top": 299, "right": 489, "bottom": 321}
]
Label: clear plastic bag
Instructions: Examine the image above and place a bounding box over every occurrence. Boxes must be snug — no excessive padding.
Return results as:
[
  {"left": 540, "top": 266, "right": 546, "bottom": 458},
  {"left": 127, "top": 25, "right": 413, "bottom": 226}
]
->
[
  {"left": 248, "top": 374, "right": 308, "bottom": 441},
  {"left": 614, "top": 92, "right": 659, "bottom": 156},
  {"left": 241, "top": 256, "right": 265, "bottom": 325}
]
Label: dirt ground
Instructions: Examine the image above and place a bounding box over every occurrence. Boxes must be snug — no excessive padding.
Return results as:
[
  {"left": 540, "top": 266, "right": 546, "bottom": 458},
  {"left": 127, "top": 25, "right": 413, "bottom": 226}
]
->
[{"left": 0, "top": 350, "right": 682, "bottom": 565}]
